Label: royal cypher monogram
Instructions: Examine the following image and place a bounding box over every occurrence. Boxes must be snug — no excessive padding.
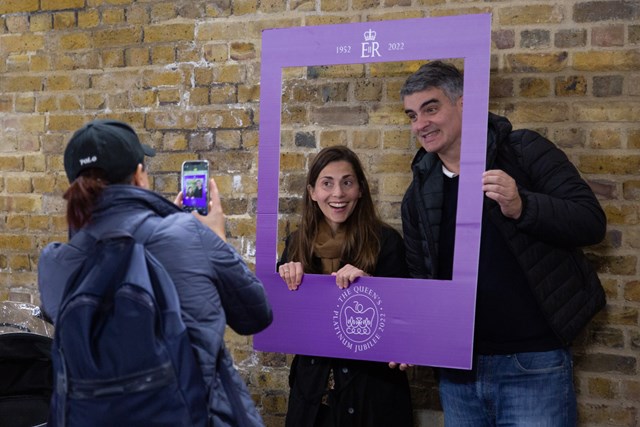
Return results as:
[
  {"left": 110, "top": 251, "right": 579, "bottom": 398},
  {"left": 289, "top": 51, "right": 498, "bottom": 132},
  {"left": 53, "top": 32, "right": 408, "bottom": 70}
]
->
[
  {"left": 361, "top": 28, "right": 380, "bottom": 58},
  {"left": 333, "top": 285, "right": 385, "bottom": 353}
]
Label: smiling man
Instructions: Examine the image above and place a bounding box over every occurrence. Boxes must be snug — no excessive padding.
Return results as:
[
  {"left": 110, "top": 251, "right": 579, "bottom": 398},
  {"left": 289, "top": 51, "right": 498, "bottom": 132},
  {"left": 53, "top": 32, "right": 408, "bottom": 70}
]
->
[
  {"left": 402, "top": 83, "right": 463, "bottom": 174},
  {"left": 399, "top": 61, "right": 607, "bottom": 427}
]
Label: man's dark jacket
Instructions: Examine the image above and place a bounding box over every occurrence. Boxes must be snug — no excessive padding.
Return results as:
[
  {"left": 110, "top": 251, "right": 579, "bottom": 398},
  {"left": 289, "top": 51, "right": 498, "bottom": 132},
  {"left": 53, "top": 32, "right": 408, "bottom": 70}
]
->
[{"left": 401, "top": 113, "right": 606, "bottom": 345}]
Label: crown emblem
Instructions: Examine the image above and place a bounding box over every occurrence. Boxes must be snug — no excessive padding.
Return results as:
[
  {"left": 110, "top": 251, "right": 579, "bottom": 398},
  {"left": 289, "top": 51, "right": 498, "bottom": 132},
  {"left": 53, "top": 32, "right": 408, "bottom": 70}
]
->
[
  {"left": 344, "top": 301, "right": 375, "bottom": 335},
  {"left": 363, "top": 29, "right": 376, "bottom": 41}
]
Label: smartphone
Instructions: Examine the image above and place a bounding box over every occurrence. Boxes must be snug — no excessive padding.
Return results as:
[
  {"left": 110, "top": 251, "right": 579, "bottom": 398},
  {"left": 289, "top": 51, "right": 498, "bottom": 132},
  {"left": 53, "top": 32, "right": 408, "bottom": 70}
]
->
[{"left": 181, "top": 160, "right": 209, "bottom": 215}]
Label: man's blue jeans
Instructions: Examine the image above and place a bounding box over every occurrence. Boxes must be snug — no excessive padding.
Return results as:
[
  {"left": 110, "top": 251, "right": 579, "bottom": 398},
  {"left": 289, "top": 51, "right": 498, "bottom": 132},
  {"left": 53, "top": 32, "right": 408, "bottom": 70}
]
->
[{"left": 438, "top": 349, "right": 577, "bottom": 427}]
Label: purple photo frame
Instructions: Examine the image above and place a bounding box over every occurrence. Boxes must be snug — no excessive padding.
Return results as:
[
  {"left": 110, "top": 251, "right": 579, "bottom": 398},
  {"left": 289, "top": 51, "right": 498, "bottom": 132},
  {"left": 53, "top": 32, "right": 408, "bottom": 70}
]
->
[{"left": 254, "top": 14, "right": 491, "bottom": 369}]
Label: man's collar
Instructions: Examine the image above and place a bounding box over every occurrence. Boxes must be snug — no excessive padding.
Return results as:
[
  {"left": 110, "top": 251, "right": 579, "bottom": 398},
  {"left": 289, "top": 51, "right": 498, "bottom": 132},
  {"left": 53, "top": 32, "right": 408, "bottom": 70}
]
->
[{"left": 442, "top": 164, "right": 458, "bottom": 178}]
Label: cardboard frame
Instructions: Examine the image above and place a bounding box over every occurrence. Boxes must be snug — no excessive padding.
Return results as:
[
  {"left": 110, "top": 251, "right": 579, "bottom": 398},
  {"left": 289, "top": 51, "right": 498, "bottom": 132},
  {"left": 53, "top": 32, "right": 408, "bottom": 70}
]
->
[{"left": 254, "top": 14, "right": 491, "bottom": 369}]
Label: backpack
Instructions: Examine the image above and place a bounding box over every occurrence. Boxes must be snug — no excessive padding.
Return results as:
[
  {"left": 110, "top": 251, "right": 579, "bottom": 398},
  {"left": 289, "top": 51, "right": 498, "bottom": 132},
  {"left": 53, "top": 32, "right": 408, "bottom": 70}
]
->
[{"left": 49, "top": 215, "right": 208, "bottom": 427}]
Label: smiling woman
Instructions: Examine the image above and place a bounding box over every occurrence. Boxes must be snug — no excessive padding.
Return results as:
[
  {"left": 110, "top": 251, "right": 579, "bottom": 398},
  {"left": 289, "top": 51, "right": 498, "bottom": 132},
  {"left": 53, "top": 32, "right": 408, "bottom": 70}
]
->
[
  {"left": 309, "top": 160, "right": 362, "bottom": 233},
  {"left": 279, "top": 146, "right": 395, "bottom": 289},
  {"left": 276, "top": 145, "right": 413, "bottom": 427}
]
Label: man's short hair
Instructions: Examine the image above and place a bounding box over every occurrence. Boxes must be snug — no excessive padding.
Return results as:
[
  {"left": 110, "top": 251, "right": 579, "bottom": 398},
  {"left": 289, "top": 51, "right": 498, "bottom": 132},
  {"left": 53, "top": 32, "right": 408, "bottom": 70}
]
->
[{"left": 400, "top": 61, "right": 464, "bottom": 103}]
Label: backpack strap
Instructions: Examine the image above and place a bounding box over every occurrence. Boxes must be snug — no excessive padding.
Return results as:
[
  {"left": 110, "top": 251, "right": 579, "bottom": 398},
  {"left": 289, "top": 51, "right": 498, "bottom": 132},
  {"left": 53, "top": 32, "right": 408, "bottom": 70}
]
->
[
  {"left": 130, "top": 212, "right": 160, "bottom": 245},
  {"left": 68, "top": 211, "right": 158, "bottom": 249},
  {"left": 63, "top": 211, "right": 159, "bottom": 301}
]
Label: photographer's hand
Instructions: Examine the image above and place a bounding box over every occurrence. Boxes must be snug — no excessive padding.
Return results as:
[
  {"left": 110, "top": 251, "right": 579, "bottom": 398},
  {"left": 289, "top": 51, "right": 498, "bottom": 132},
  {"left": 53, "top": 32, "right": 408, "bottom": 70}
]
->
[
  {"left": 173, "top": 179, "right": 225, "bottom": 240},
  {"left": 191, "top": 178, "right": 226, "bottom": 242}
]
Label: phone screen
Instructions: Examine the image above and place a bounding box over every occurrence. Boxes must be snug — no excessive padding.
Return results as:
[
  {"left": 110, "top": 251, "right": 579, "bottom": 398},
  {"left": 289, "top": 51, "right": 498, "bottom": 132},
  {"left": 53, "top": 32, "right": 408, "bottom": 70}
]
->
[{"left": 181, "top": 160, "right": 209, "bottom": 215}]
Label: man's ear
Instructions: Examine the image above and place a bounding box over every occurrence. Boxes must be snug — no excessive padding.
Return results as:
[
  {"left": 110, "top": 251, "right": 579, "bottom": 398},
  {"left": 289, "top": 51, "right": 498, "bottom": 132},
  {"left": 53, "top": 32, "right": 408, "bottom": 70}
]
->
[{"left": 133, "top": 163, "right": 149, "bottom": 189}]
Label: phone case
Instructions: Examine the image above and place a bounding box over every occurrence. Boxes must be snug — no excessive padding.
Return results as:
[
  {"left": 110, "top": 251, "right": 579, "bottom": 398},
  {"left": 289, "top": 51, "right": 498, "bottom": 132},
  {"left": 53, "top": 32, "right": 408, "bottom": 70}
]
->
[{"left": 181, "top": 161, "right": 209, "bottom": 215}]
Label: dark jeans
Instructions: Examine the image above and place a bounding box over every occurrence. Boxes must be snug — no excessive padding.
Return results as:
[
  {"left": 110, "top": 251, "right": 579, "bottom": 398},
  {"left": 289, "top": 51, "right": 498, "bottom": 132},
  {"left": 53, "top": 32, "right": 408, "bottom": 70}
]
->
[{"left": 438, "top": 349, "right": 577, "bottom": 427}]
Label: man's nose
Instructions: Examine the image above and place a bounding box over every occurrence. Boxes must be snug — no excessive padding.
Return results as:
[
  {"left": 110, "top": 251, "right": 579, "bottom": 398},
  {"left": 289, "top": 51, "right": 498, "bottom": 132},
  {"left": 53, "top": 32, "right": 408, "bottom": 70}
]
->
[{"left": 412, "top": 114, "right": 429, "bottom": 131}]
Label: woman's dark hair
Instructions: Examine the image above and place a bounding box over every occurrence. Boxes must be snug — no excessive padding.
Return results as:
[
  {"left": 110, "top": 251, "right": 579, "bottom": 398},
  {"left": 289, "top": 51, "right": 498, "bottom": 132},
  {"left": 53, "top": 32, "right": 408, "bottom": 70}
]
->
[
  {"left": 63, "top": 168, "right": 136, "bottom": 230},
  {"left": 288, "top": 145, "right": 386, "bottom": 274}
]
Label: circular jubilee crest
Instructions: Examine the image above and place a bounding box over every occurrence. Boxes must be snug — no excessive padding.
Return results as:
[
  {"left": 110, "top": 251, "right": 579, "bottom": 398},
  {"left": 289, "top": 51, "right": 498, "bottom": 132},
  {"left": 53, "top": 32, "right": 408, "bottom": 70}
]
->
[{"left": 333, "top": 285, "right": 385, "bottom": 354}]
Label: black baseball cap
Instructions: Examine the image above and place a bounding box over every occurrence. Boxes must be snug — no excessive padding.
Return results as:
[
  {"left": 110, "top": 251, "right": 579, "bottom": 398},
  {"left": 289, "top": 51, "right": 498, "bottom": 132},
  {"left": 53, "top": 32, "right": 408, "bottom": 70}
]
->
[{"left": 63, "top": 119, "right": 156, "bottom": 183}]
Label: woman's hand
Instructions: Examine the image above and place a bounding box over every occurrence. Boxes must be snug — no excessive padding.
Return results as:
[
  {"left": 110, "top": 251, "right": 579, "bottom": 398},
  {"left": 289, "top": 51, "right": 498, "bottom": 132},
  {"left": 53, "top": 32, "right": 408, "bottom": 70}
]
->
[
  {"left": 279, "top": 262, "right": 304, "bottom": 290},
  {"left": 332, "top": 264, "right": 368, "bottom": 289},
  {"left": 175, "top": 178, "right": 227, "bottom": 242}
]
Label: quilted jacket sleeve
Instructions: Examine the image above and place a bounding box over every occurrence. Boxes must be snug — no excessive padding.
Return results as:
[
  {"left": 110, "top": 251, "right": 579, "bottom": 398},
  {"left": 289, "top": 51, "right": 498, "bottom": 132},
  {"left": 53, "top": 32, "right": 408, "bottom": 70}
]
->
[
  {"left": 148, "top": 213, "right": 272, "bottom": 338},
  {"left": 510, "top": 130, "right": 606, "bottom": 248},
  {"left": 201, "top": 229, "right": 273, "bottom": 336}
]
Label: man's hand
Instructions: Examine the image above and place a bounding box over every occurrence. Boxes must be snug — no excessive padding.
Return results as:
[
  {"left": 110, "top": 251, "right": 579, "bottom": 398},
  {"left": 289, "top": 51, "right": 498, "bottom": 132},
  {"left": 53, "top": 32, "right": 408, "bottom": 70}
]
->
[
  {"left": 388, "top": 362, "right": 412, "bottom": 371},
  {"left": 482, "top": 169, "right": 523, "bottom": 220}
]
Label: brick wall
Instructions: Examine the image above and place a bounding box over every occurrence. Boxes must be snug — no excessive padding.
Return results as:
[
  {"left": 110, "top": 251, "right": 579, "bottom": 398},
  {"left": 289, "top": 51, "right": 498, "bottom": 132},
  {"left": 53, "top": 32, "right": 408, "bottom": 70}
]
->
[{"left": 1, "top": 1, "right": 638, "bottom": 426}]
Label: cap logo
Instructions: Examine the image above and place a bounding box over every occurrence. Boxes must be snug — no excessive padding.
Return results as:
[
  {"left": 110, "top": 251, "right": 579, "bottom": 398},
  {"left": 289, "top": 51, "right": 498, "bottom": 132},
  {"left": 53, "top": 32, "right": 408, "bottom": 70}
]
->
[{"left": 79, "top": 155, "right": 98, "bottom": 166}]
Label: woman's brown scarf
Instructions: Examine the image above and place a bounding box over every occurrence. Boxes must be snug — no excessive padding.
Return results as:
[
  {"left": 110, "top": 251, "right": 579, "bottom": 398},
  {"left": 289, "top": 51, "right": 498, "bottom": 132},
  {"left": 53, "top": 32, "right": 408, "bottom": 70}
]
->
[
  {"left": 314, "top": 221, "right": 346, "bottom": 395},
  {"left": 314, "top": 221, "right": 345, "bottom": 274}
]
